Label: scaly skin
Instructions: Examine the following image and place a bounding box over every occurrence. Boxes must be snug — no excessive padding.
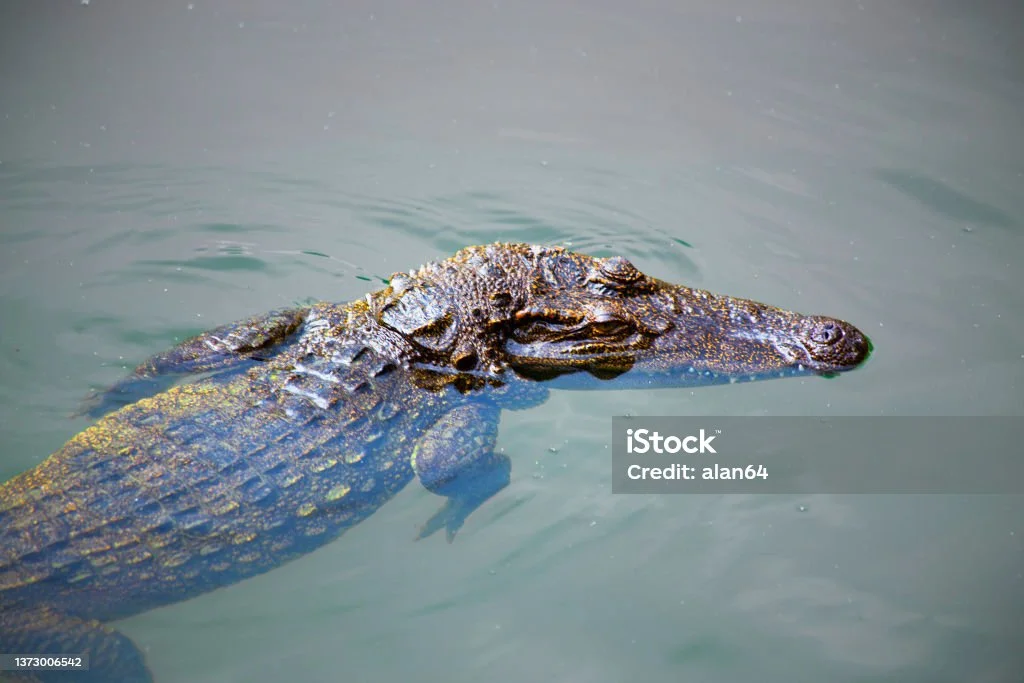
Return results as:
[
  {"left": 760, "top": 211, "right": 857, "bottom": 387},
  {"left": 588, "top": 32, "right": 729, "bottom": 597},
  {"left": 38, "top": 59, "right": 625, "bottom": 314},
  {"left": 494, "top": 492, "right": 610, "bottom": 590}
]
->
[{"left": 0, "top": 244, "right": 871, "bottom": 682}]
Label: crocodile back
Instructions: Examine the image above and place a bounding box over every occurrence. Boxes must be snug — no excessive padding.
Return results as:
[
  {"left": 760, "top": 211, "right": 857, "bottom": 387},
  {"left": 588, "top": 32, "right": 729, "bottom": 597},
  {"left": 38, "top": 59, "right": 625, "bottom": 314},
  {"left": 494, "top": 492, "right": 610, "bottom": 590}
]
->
[{"left": 0, "top": 337, "right": 453, "bottom": 622}]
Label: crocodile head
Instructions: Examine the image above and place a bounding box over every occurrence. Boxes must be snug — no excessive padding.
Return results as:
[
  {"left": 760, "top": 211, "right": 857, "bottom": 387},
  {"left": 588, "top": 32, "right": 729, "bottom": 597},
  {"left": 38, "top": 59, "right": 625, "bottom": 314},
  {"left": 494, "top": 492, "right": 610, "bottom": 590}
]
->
[{"left": 377, "top": 243, "right": 871, "bottom": 390}]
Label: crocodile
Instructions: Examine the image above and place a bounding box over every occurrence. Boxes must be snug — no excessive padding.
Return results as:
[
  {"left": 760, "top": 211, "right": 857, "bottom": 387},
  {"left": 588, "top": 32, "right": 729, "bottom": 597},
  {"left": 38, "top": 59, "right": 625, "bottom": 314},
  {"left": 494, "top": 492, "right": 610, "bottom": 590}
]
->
[{"left": 0, "top": 243, "right": 871, "bottom": 682}]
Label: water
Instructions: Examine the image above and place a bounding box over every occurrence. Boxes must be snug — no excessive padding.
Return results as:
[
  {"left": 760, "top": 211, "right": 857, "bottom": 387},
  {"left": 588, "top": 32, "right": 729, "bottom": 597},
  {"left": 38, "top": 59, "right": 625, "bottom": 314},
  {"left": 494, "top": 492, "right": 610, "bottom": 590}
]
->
[{"left": 1, "top": 2, "right": 1022, "bottom": 682}]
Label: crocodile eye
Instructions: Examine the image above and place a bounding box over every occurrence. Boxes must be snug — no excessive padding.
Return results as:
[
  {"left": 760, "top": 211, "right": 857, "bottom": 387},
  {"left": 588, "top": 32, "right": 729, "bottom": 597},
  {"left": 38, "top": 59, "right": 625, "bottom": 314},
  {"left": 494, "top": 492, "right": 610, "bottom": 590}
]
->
[
  {"left": 599, "top": 256, "right": 642, "bottom": 283},
  {"left": 587, "top": 256, "right": 655, "bottom": 294}
]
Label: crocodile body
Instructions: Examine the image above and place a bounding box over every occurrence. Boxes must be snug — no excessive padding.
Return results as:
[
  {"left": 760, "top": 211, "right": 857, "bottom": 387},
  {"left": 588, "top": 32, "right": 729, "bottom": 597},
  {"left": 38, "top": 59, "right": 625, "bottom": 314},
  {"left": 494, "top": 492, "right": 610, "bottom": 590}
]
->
[{"left": 0, "top": 243, "right": 871, "bottom": 682}]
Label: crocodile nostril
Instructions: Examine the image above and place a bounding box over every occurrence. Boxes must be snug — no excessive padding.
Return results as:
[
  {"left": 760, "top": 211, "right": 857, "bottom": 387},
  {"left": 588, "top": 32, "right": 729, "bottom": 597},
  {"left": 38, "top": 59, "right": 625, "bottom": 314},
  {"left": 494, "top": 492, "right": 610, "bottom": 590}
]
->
[{"left": 811, "top": 322, "right": 842, "bottom": 345}]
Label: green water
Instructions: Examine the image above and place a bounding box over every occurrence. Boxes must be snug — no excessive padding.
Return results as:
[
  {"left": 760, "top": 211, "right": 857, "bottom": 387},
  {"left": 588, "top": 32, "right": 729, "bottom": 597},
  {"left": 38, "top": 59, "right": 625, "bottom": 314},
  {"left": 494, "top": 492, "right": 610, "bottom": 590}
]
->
[{"left": 2, "top": 2, "right": 1023, "bottom": 682}]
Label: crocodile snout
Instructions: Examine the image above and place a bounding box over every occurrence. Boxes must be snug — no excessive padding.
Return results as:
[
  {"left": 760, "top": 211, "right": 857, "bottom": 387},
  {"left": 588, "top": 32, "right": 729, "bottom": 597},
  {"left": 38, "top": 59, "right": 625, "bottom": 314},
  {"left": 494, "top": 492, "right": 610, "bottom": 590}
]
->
[{"left": 798, "top": 316, "right": 872, "bottom": 373}]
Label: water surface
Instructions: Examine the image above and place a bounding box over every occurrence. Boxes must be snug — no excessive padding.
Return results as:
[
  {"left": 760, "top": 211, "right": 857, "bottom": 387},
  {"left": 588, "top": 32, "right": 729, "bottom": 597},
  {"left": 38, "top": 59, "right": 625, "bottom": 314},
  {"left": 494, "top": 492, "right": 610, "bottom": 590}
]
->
[{"left": 1, "top": 2, "right": 1022, "bottom": 682}]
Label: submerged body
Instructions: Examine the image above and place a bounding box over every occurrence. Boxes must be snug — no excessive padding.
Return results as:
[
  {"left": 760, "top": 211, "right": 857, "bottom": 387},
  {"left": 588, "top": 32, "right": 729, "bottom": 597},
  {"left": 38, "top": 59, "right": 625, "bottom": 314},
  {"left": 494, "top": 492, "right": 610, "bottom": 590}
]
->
[{"left": 0, "top": 244, "right": 870, "bottom": 682}]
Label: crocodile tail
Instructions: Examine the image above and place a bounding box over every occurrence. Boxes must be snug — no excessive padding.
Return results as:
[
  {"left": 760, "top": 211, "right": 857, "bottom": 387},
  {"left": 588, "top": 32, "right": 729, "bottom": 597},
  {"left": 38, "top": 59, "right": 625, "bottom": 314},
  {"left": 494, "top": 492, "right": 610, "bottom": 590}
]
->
[{"left": 0, "top": 606, "right": 153, "bottom": 683}]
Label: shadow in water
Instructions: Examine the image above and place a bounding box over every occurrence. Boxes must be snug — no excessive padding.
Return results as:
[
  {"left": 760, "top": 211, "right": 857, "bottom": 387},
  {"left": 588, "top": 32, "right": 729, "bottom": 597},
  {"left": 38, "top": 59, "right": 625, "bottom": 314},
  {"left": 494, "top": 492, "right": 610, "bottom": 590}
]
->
[{"left": 872, "top": 168, "right": 1016, "bottom": 229}]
